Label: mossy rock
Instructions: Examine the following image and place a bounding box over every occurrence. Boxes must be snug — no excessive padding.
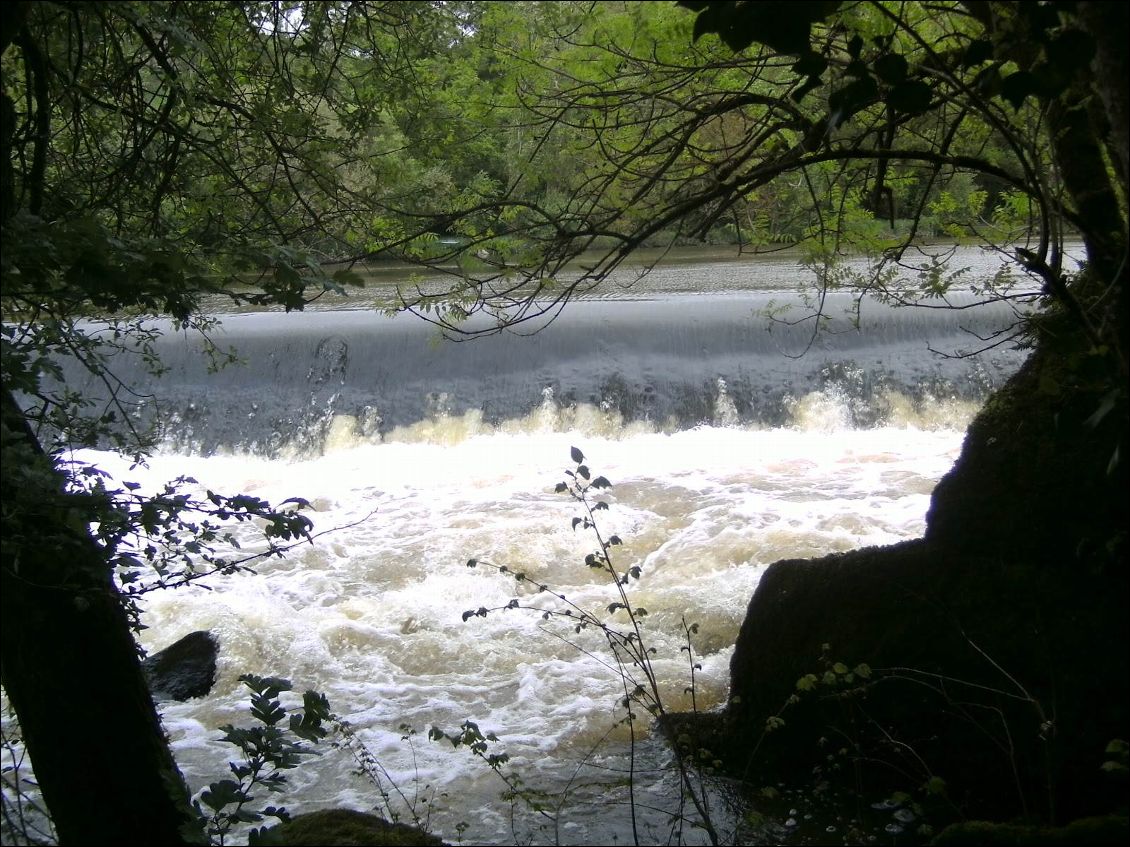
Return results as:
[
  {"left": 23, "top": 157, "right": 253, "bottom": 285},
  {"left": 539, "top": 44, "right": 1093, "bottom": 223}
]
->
[
  {"left": 682, "top": 307, "right": 1130, "bottom": 823},
  {"left": 930, "top": 814, "right": 1128, "bottom": 845},
  {"left": 254, "top": 809, "right": 447, "bottom": 846}
]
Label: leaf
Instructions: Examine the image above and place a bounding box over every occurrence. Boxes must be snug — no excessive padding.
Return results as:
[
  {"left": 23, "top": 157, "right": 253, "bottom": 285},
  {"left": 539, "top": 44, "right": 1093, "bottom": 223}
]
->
[
  {"left": 685, "top": 1, "right": 842, "bottom": 56},
  {"left": 888, "top": 80, "right": 932, "bottom": 115},
  {"left": 554, "top": 482, "right": 567, "bottom": 493},
  {"left": 792, "top": 53, "right": 828, "bottom": 78},
  {"left": 332, "top": 267, "right": 365, "bottom": 287},
  {"left": 873, "top": 53, "right": 908, "bottom": 85},
  {"left": 961, "top": 39, "right": 993, "bottom": 68},
  {"left": 828, "top": 76, "right": 878, "bottom": 122},
  {"left": 577, "top": 464, "right": 590, "bottom": 480},
  {"left": 591, "top": 476, "right": 612, "bottom": 489},
  {"left": 466, "top": 558, "right": 477, "bottom": 568},
  {"left": 609, "top": 535, "right": 622, "bottom": 545},
  {"left": 791, "top": 73, "right": 825, "bottom": 103},
  {"left": 1000, "top": 71, "right": 1040, "bottom": 110},
  {"left": 572, "top": 517, "right": 583, "bottom": 531},
  {"left": 570, "top": 446, "right": 584, "bottom": 463},
  {"left": 200, "top": 779, "right": 244, "bottom": 811},
  {"left": 923, "top": 776, "right": 948, "bottom": 796}
]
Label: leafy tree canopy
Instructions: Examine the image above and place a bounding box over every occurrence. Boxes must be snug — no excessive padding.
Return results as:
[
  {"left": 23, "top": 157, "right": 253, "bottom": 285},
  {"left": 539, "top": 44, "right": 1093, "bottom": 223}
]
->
[{"left": 1, "top": 1, "right": 1126, "bottom": 843}]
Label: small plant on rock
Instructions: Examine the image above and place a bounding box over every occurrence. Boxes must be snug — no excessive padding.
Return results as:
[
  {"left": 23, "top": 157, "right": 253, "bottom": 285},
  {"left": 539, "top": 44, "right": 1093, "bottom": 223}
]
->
[{"left": 196, "top": 674, "right": 331, "bottom": 846}]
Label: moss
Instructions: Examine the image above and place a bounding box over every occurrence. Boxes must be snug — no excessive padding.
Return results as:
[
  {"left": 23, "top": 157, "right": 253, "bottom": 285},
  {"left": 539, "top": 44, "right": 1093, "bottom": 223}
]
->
[
  {"left": 930, "top": 815, "right": 1128, "bottom": 845},
  {"left": 255, "top": 809, "right": 447, "bottom": 846}
]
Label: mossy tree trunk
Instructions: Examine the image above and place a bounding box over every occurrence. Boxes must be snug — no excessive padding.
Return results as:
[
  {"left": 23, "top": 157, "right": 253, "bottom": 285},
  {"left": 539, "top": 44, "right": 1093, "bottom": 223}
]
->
[
  {"left": 1, "top": 388, "right": 206, "bottom": 845},
  {"left": 1, "top": 9, "right": 203, "bottom": 839}
]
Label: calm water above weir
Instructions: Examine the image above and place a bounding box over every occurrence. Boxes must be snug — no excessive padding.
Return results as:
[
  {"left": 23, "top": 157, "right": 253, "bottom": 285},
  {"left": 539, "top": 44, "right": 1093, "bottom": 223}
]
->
[{"left": 31, "top": 246, "right": 1058, "bottom": 843}]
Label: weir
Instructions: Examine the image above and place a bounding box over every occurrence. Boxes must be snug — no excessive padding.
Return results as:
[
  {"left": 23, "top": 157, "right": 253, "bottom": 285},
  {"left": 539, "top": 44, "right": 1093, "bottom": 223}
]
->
[{"left": 68, "top": 290, "right": 1028, "bottom": 456}]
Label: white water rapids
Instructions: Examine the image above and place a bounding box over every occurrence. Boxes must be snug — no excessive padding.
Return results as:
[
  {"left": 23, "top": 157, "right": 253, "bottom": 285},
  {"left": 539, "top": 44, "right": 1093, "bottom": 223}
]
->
[
  {"left": 5, "top": 245, "right": 1067, "bottom": 844},
  {"left": 83, "top": 402, "right": 975, "bottom": 845}
]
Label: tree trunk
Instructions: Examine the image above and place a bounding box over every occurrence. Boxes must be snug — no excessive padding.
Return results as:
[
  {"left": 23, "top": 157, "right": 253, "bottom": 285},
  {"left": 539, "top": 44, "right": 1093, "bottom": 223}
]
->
[{"left": 1, "top": 388, "right": 205, "bottom": 845}]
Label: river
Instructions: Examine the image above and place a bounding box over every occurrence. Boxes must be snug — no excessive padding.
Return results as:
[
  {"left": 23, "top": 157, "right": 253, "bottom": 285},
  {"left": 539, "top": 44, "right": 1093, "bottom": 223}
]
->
[{"left": 4, "top": 245, "right": 1051, "bottom": 844}]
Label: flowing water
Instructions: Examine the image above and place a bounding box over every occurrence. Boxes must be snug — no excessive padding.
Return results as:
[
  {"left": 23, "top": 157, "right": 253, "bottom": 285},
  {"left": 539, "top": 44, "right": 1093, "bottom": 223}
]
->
[{"left": 5, "top": 247, "right": 1058, "bottom": 844}]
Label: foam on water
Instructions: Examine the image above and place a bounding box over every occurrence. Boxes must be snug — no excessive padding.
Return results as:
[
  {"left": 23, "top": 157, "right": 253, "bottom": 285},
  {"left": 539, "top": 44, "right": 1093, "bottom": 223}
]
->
[{"left": 55, "top": 402, "right": 970, "bottom": 844}]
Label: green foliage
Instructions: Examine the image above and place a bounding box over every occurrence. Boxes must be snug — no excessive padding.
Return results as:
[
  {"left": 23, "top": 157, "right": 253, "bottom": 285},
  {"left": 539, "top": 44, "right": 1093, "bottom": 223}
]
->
[
  {"left": 1101, "top": 739, "right": 1129, "bottom": 776},
  {"left": 196, "top": 674, "right": 331, "bottom": 846},
  {"left": 48, "top": 458, "right": 317, "bottom": 636},
  {"left": 1, "top": 1, "right": 1124, "bottom": 843}
]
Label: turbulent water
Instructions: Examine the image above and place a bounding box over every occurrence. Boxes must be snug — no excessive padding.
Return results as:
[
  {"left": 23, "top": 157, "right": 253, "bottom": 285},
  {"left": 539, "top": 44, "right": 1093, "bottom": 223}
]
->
[{"left": 7, "top": 247, "right": 1054, "bottom": 844}]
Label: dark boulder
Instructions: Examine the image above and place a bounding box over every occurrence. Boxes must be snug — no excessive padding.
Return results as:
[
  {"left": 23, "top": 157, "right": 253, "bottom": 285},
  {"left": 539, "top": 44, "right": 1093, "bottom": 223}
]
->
[
  {"left": 687, "top": 336, "right": 1129, "bottom": 824},
  {"left": 255, "top": 809, "right": 447, "bottom": 846},
  {"left": 142, "top": 630, "right": 218, "bottom": 701}
]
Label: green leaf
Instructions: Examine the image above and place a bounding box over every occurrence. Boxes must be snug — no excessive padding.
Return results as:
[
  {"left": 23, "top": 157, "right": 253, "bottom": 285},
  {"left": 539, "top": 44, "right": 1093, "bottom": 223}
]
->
[
  {"left": 200, "top": 779, "right": 244, "bottom": 811},
  {"left": 923, "top": 776, "right": 948, "bottom": 795}
]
